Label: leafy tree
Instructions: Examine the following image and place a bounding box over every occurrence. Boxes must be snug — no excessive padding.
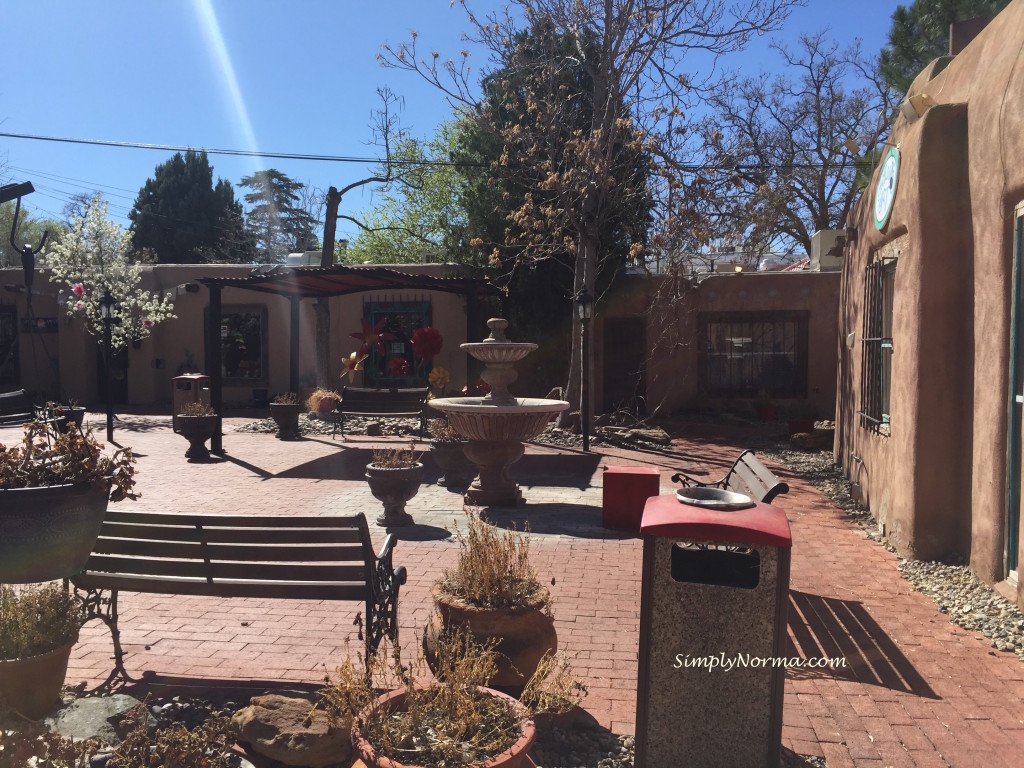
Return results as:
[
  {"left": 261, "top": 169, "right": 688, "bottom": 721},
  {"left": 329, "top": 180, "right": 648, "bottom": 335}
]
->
[
  {"left": 0, "top": 200, "right": 63, "bottom": 268},
  {"left": 240, "top": 169, "right": 319, "bottom": 263},
  {"left": 47, "top": 195, "right": 176, "bottom": 351},
  {"left": 698, "top": 32, "right": 894, "bottom": 257},
  {"left": 880, "top": 0, "right": 1009, "bottom": 94},
  {"left": 128, "top": 150, "right": 247, "bottom": 263}
]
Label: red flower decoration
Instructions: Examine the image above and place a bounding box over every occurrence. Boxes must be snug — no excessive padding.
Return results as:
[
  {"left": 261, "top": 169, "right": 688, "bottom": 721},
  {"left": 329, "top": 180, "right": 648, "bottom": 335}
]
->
[
  {"left": 389, "top": 358, "right": 410, "bottom": 377},
  {"left": 461, "top": 378, "right": 491, "bottom": 396},
  {"left": 410, "top": 326, "right": 443, "bottom": 362},
  {"left": 349, "top": 318, "right": 395, "bottom": 357}
]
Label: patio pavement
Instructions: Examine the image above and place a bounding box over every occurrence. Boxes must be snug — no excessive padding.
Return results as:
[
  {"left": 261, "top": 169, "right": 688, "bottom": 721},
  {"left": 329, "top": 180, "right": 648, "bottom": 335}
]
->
[{"left": 6, "top": 412, "right": 1024, "bottom": 767}]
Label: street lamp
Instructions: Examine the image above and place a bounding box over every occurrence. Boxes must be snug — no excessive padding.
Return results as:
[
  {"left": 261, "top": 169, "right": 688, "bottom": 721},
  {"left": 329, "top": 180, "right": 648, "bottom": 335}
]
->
[
  {"left": 575, "top": 289, "right": 595, "bottom": 452},
  {"left": 99, "top": 289, "right": 117, "bottom": 442}
]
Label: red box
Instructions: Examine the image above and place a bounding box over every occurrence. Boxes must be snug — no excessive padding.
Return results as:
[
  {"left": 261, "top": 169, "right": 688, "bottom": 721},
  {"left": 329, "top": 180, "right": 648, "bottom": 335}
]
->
[{"left": 602, "top": 466, "right": 661, "bottom": 530}]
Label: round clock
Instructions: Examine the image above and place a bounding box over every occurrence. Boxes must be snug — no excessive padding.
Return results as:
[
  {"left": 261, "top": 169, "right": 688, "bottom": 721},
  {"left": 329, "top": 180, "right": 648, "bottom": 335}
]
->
[{"left": 873, "top": 147, "right": 900, "bottom": 230}]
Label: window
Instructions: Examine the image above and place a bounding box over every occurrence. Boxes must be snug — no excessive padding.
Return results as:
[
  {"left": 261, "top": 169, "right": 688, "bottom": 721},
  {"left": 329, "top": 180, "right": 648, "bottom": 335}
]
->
[
  {"left": 362, "top": 301, "right": 432, "bottom": 388},
  {"left": 698, "top": 312, "right": 808, "bottom": 397},
  {"left": 219, "top": 305, "right": 268, "bottom": 385},
  {"left": 860, "top": 259, "right": 896, "bottom": 427}
]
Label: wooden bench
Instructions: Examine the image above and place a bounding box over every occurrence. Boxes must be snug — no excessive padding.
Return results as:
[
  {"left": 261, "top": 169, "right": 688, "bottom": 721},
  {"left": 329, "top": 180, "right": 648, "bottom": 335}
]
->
[
  {"left": 670, "top": 449, "right": 790, "bottom": 504},
  {"left": 332, "top": 386, "right": 429, "bottom": 439},
  {"left": 0, "top": 389, "right": 33, "bottom": 426},
  {"left": 70, "top": 511, "right": 405, "bottom": 684}
]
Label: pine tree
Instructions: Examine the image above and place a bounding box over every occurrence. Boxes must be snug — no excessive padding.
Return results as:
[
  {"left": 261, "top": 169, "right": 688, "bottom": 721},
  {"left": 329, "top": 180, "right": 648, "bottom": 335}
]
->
[{"left": 240, "top": 169, "right": 319, "bottom": 263}]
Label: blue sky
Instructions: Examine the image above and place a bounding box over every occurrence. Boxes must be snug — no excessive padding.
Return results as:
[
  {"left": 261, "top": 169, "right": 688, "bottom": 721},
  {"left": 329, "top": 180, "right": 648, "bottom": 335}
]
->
[{"left": 0, "top": 0, "right": 899, "bottom": 243}]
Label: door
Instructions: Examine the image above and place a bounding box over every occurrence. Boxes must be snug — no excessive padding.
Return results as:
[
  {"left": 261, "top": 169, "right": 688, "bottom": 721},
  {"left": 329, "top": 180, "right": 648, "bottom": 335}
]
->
[
  {"left": 1008, "top": 206, "right": 1024, "bottom": 576},
  {"left": 602, "top": 317, "right": 646, "bottom": 414}
]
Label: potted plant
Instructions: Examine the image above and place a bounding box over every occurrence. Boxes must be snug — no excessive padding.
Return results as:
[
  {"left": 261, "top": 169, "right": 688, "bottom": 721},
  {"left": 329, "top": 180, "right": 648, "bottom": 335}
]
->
[
  {"left": 0, "top": 414, "right": 138, "bottom": 584},
  {"left": 365, "top": 443, "right": 424, "bottom": 527},
  {"left": 38, "top": 400, "right": 87, "bottom": 434},
  {"left": 0, "top": 583, "right": 85, "bottom": 719},
  {"left": 320, "top": 628, "right": 584, "bottom": 768},
  {"left": 269, "top": 392, "right": 304, "bottom": 440},
  {"left": 177, "top": 401, "right": 218, "bottom": 461},
  {"left": 752, "top": 389, "right": 776, "bottom": 420},
  {"left": 426, "top": 417, "right": 474, "bottom": 488},
  {"left": 423, "top": 509, "right": 557, "bottom": 694}
]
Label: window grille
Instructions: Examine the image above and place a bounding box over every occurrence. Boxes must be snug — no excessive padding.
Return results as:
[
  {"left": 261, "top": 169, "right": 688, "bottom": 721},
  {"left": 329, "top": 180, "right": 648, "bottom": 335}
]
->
[
  {"left": 697, "top": 312, "right": 808, "bottom": 397},
  {"left": 860, "top": 259, "right": 896, "bottom": 427}
]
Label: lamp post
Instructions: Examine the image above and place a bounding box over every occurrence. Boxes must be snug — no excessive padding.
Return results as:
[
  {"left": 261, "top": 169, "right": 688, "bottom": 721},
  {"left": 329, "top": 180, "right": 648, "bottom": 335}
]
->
[
  {"left": 575, "top": 289, "right": 595, "bottom": 452},
  {"left": 98, "top": 289, "right": 116, "bottom": 442}
]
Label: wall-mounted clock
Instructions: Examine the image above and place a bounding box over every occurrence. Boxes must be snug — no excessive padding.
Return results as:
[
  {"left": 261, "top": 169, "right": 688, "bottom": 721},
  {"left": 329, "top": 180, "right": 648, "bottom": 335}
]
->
[{"left": 873, "top": 146, "right": 900, "bottom": 230}]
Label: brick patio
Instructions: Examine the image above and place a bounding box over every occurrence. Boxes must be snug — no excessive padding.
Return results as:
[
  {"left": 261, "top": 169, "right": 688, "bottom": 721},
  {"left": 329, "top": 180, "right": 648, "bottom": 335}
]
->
[{"left": 7, "top": 412, "right": 1024, "bottom": 766}]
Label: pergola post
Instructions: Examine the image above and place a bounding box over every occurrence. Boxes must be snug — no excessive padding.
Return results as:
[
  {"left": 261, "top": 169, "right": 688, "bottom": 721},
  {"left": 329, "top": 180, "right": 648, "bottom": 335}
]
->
[
  {"left": 465, "top": 280, "right": 480, "bottom": 389},
  {"left": 289, "top": 295, "right": 301, "bottom": 395},
  {"left": 208, "top": 284, "right": 223, "bottom": 454}
]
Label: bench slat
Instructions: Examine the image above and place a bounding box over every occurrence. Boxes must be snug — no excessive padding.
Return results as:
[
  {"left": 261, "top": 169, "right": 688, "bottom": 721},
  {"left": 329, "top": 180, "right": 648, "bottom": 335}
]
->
[
  {"left": 728, "top": 461, "right": 765, "bottom": 498},
  {"left": 72, "top": 572, "right": 370, "bottom": 601},
  {"left": 100, "top": 511, "right": 367, "bottom": 529},
  {"left": 83, "top": 555, "right": 367, "bottom": 582},
  {"left": 93, "top": 539, "right": 367, "bottom": 562},
  {"left": 99, "top": 522, "right": 365, "bottom": 545}
]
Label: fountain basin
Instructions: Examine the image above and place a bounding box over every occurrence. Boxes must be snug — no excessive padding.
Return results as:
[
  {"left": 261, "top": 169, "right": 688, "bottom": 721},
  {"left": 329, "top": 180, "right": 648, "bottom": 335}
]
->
[{"left": 430, "top": 397, "right": 568, "bottom": 442}]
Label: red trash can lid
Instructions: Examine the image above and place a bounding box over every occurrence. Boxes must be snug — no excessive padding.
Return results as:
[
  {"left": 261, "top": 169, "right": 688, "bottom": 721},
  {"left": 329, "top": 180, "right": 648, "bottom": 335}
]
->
[{"left": 640, "top": 494, "right": 792, "bottom": 548}]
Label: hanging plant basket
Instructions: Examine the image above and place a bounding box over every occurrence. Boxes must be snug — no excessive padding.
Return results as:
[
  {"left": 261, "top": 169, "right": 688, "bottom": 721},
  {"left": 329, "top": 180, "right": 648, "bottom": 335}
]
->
[{"left": 0, "top": 481, "right": 111, "bottom": 584}]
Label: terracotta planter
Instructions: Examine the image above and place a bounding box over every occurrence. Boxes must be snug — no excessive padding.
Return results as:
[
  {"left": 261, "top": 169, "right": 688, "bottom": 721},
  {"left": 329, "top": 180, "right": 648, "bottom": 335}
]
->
[
  {"left": 0, "top": 638, "right": 77, "bottom": 719},
  {"left": 269, "top": 402, "right": 304, "bottom": 440},
  {"left": 0, "top": 481, "right": 110, "bottom": 584},
  {"left": 365, "top": 462, "right": 424, "bottom": 527},
  {"left": 429, "top": 440, "right": 474, "bottom": 488},
  {"left": 350, "top": 686, "right": 535, "bottom": 768},
  {"left": 177, "top": 414, "right": 218, "bottom": 460},
  {"left": 424, "top": 584, "right": 557, "bottom": 695}
]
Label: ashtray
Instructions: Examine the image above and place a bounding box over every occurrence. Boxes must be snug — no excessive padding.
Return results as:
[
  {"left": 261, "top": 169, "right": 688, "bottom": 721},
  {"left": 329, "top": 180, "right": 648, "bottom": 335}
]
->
[{"left": 675, "top": 487, "right": 756, "bottom": 511}]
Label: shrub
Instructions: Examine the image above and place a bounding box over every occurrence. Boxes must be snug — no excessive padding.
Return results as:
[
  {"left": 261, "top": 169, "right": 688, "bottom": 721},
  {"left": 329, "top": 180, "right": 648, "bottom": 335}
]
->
[
  {"left": 305, "top": 388, "right": 340, "bottom": 412},
  {"left": 272, "top": 391, "right": 299, "bottom": 405},
  {"left": 177, "top": 401, "right": 215, "bottom": 417},
  {"left": 427, "top": 418, "right": 462, "bottom": 444},
  {"left": 370, "top": 442, "right": 422, "bottom": 468},
  {"left": 0, "top": 584, "right": 84, "bottom": 660}
]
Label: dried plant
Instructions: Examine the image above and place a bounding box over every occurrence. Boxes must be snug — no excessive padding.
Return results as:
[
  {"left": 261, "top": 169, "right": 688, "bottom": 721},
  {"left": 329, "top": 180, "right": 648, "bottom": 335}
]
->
[
  {"left": 0, "top": 716, "right": 98, "bottom": 767},
  {"left": 427, "top": 418, "right": 463, "bottom": 444},
  {"left": 0, "top": 584, "right": 84, "bottom": 660},
  {"left": 177, "top": 401, "right": 215, "bottom": 417},
  {"left": 107, "top": 697, "right": 236, "bottom": 768},
  {"left": 305, "top": 387, "right": 340, "bottom": 412},
  {"left": 370, "top": 441, "right": 422, "bottom": 468},
  {"left": 439, "top": 509, "right": 550, "bottom": 612},
  {"left": 0, "top": 413, "right": 138, "bottom": 502},
  {"left": 272, "top": 391, "right": 299, "bottom": 405}
]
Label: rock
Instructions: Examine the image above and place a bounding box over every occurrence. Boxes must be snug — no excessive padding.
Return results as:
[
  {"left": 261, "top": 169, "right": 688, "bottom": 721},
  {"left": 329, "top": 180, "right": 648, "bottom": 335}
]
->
[
  {"left": 624, "top": 427, "right": 671, "bottom": 445},
  {"left": 365, "top": 421, "right": 383, "bottom": 436},
  {"left": 789, "top": 430, "right": 832, "bottom": 450},
  {"left": 231, "top": 694, "right": 351, "bottom": 768},
  {"left": 44, "top": 694, "right": 154, "bottom": 745}
]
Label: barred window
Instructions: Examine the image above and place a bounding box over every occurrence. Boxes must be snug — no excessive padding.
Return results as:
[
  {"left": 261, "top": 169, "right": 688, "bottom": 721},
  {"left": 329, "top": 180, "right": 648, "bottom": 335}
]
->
[
  {"left": 860, "top": 259, "right": 896, "bottom": 427},
  {"left": 698, "top": 312, "right": 808, "bottom": 397}
]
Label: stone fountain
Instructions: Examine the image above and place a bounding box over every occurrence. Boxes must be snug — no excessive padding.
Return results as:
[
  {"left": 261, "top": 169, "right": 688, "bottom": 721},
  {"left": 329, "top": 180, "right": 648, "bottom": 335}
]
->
[{"left": 430, "top": 318, "right": 569, "bottom": 506}]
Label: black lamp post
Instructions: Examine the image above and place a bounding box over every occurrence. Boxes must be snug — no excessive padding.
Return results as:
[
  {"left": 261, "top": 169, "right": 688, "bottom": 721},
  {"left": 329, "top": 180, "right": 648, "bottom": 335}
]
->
[
  {"left": 575, "top": 288, "right": 595, "bottom": 452},
  {"left": 99, "top": 289, "right": 116, "bottom": 442}
]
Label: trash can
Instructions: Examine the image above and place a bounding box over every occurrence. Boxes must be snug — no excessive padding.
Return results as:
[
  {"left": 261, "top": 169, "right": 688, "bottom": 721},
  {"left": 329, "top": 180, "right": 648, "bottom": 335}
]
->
[
  {"left": 171, "top": 373, "right": 211, "bottom": 433},
  {"left": 635, "top": 492, "right": 792, "bottom": 768}
]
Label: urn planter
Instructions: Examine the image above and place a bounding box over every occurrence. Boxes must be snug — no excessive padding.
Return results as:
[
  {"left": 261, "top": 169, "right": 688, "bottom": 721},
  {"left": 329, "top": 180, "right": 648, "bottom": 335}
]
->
[
  {"left": 423, "top": 584, "right": 557, "bottom": 695},
  {"left": 429, "top": 439, "right": 474, "bottom": 488},
  {"left": 0, "top": 638, "right": 77, "bottom": 720},
  {"left": 269, "top": 402, "right": 304, "bottom": 440},
  {"left": 177, "top": 414, "right": 218, "bottom": 460},
  {"left": 365, "top": 462, "right": 424, "bottom": 527},
  {"left": 0, "top": 481, "right": 110, "bottom": 584},
  {"left": 349, "top": 686, "right": 536, "bottom": 768}
]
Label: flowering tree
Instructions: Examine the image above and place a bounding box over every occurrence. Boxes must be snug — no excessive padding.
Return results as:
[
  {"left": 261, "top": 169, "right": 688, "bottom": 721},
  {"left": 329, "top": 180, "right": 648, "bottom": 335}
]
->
[{"left": 46, "top": 195, "right": 176, "bottom": 351}]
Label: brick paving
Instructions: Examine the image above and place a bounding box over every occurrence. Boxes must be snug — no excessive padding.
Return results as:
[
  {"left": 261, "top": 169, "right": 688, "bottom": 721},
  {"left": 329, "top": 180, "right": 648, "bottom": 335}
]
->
[{"left": 7, "top": 412, "right": 1024, "bottom": 766}]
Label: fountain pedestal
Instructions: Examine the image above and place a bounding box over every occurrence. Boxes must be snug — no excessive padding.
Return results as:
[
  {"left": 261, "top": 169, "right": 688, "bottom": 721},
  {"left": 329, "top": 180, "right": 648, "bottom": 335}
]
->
[{"left": 463, "top": 441, "right": 526, "bottom": 506}]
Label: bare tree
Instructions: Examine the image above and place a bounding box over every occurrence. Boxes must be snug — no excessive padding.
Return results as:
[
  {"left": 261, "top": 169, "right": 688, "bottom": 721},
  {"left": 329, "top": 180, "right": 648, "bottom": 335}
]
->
[{"left": 380, "top": 0, "right": 800, "bottom": 430}]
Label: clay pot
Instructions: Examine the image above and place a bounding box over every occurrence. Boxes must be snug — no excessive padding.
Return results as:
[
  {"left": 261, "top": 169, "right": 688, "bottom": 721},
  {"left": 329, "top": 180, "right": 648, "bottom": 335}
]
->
[
  {"left": 365, "top": 462, "right": 424, "bottom": 527},
  {"left": 0, "top": 638, "right": 77, "bottom": 719},
  {"left": 269, "top": 402, "right": 304, "bottom": 440},
  {"left": 350, "top": 686, "right": 535, "bottom": 768},
  {"left": 177, "top": 414, "right": 218, "bottom": 460},
  {"left": 0, "top": 481, "right": 110, "bottom": 584},
  {"left": 424, "top": 584, "right": 557, "bottom": 695}
]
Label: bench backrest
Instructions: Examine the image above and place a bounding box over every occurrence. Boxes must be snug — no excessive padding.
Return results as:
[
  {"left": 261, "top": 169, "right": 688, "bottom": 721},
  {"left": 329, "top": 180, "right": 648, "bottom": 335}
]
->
[
  {"left": 75, "top": 511, "right": 377, "bottom": 601},
  {"left": 724, "top": 450, "right": 790, "bottom": 504},
  {"left": 339, "top": 386, "right": 428, "bottom": 415},
  {"left": 0, "top": 389, "right": 33, "bottom": 425}
]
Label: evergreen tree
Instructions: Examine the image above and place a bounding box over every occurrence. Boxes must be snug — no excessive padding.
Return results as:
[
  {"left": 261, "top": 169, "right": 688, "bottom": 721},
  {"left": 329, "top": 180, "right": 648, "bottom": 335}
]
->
[
  {"left": 880, "top": 0, "right": 1010, "bottom": 95},
  {"left": 128, "top": 150, "right": 246, "bottom": 263},
  {"left": 240, "top": 169, "right": 319, "bottom": 263}
]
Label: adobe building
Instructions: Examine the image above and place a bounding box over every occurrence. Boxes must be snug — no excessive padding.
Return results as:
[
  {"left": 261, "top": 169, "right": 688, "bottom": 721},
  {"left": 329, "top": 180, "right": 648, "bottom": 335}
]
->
[{"left": 835, "top": 1, "right": 1024, "bottom": 605}]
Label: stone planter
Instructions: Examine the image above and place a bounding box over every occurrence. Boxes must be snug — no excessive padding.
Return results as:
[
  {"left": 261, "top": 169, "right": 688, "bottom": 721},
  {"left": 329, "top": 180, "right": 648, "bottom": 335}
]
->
[
  {"left": 177, "top": 414, "right": 218, "bottom": 460},
  {"left": 269, "top": 402, "right": 304, "bottom": 440},
  {"left": 365, "top": 462, "right": 424, "bottom": 527},
  {"left": 0, "top": 481, "right": 110, "bottom": 584},
  {"left": 52, "top": 406, "right": 86, "bottom": 433},
  {"left": 423, "top": 584, "right": 557, "bottom": 695},
  {"left": 429, "top": 440, "right": 474, "bottom": 488},
  {"left": 350, "top": 686, "right": 535, "bottom": 768},
  {"left": 0, "top": 638, "right": 77, "bottom": 719}
]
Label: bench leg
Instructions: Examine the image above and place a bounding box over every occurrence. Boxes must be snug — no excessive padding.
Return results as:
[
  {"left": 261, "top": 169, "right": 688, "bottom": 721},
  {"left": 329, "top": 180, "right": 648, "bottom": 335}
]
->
[{"left": 73, "top": 585, "right": 137, "bottom": 686}]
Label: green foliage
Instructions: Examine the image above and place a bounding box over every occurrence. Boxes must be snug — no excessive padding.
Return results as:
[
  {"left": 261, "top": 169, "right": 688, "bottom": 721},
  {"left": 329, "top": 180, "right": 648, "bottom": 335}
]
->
[
  {"left": 46, "top": 195, "right": 176, "bottom": 351},
  {"left": 0, "top": 584, "right": 84, "bottom": 660},
  {"left": 0, "top": 200, "right": 64, "bottom": 268},
  {"left": 128, "top": 150, "right": 249, "bottom": 263},
  {"left": 240, "top": 169, "right": 319, "bottom": 263},
  {"left": 880, "top": 0, "right": 1010, "bottom": 94}
]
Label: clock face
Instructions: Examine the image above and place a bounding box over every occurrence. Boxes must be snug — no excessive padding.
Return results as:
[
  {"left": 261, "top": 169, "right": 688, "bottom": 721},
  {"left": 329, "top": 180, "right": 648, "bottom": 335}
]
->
[{"left": 874, "top": 147, "right": 900, "bottom": 230}]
